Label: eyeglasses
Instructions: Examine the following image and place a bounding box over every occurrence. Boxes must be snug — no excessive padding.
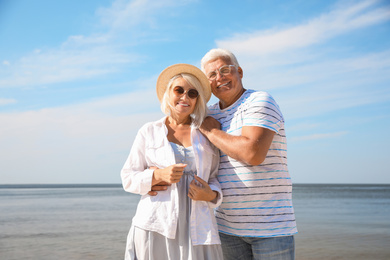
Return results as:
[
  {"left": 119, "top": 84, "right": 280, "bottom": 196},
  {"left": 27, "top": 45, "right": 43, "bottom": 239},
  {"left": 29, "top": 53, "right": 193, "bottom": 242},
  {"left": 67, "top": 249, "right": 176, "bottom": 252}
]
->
[
  {"left": 173, "top": 86, "right": 199, "bottom": 99},
  {"left": 207, "top": 64, "right": 236, "bottom": 80}
]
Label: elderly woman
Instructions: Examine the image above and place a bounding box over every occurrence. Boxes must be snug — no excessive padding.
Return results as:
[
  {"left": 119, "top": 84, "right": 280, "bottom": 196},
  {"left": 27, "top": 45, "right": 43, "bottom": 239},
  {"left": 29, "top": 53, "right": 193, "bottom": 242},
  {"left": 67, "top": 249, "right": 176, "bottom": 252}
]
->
[{"left": 121, "top": 64, "right": 223, "bottom": 260}]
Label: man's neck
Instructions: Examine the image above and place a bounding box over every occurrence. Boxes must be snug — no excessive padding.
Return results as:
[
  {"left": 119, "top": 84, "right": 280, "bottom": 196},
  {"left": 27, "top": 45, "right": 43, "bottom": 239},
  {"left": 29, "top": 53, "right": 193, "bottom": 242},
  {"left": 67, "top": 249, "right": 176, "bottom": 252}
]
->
[{"left": 219, "top": 88, "right": 246, "bottom": 109}]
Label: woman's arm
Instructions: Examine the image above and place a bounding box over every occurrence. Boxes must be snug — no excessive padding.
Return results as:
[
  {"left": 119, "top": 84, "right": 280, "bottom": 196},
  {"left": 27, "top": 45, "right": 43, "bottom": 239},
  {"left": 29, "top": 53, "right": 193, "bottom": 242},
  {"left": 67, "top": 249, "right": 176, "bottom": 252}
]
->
[
  {"left": 122, "top": 128, "right": 188, "bottom": 195},
  {"left": 121, "top": 130, "right": 154, "bottom": 195}
]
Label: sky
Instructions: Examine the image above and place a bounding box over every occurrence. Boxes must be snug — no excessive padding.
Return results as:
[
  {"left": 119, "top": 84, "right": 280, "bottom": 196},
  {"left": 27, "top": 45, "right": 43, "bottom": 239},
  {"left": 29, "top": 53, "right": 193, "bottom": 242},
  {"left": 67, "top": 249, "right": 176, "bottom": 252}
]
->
[{"left": 0, "top": 0, "right": 389, "bottom": 184}]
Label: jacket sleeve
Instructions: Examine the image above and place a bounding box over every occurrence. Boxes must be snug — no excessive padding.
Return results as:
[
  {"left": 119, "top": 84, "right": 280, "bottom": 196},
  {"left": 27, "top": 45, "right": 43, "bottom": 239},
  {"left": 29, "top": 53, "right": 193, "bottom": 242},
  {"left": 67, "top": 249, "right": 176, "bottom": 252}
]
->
[
  {"left": 121, "top": 127, "right": 154, "bottom": 195},
  {"left": 207, "top": 145, "right": 223, "bottom": 208}
]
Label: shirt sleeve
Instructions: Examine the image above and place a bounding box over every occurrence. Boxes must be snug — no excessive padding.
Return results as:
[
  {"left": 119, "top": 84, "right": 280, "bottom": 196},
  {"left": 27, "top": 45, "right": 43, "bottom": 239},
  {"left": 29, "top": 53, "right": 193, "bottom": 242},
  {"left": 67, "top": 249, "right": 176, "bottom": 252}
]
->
[
  {"left": 242, "top": 92, "right": 284, "bottom": 134},
  {"left": 120, "top": 126, "right": 154, "bottom": 195}
]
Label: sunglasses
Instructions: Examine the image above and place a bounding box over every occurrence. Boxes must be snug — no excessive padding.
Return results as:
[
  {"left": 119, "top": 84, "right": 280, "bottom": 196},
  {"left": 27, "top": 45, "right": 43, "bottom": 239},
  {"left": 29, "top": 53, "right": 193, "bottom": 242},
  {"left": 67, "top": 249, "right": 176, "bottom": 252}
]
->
[{"left": 173, "top": 86, "right": 199, "bottom": 99}]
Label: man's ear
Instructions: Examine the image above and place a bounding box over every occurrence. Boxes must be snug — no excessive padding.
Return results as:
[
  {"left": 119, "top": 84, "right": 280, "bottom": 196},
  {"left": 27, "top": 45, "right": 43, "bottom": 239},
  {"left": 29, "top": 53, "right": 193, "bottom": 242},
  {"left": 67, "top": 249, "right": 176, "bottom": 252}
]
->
[{"left": 238, "top": 66, "right": 243, "bottom": 79}]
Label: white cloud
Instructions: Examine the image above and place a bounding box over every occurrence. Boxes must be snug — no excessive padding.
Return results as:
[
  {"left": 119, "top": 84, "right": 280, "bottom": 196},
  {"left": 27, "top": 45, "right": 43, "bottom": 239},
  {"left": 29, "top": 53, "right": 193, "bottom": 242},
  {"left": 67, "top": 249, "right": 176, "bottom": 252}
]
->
[
  {"left": 213, "top": 0, "right": 390, "bottom": 122},
  {"left": 245, "top": 49, "right": 390, "bottom": 91},
  {"left": 0, "top": 89, "right": 162, "bottom": 183},
  {"left": 0, "top": 35, "right": 135, "bottom": 88},
  {"left": 0, "top": 0, "right": 191, "bottom": 89},
  {"left": 96, "top": 0, "right": 180, "bottom": 30},
  {"left": 217, "top": 0, "right": 390, "bottom": 55},
  {"left": 279, "top": 84, "right": 390, "bottom": 122},
  {"left": 0, "top": 98, "right": 17, "bottom": 106}
]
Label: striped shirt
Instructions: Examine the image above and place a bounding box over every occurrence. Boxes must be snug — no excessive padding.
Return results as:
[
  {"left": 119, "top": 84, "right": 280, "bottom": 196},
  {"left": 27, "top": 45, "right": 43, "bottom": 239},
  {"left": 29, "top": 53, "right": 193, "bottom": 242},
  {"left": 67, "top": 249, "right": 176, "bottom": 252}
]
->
[{"left": 208, "top": 89, "right": 297, "bottom": 237}]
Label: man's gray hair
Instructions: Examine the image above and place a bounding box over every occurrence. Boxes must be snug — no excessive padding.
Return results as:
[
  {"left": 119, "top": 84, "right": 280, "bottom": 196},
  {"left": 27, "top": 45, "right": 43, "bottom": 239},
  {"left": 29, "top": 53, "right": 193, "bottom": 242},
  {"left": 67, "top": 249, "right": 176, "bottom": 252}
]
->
[{"left": 201, "top": 48, "right": 240, "bottom": 73}]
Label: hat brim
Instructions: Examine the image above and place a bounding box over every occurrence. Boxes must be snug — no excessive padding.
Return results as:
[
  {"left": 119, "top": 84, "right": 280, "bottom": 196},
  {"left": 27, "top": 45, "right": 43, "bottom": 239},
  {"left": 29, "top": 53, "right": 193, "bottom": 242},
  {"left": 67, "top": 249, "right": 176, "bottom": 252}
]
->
[{"left": 156, "top": 63, "right": 211, "bottom": 103}]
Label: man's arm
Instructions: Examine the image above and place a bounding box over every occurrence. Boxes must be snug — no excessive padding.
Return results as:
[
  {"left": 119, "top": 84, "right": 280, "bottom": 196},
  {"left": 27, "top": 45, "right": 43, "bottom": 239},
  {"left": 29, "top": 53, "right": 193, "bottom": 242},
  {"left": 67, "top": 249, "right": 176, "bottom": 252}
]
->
[
  {"left": 148, "top": 182, "right": 170, "bottom": 196},
  {"left": 200, "top": 116, "right": 275, "bottom": 166}
]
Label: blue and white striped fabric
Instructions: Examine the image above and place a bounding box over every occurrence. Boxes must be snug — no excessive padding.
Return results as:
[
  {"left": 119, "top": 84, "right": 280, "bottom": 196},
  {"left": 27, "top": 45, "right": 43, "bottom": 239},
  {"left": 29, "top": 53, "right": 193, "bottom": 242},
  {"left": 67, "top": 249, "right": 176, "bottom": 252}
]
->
[{"left": 208, "top": 89, "right": 297, "bottom": 238}]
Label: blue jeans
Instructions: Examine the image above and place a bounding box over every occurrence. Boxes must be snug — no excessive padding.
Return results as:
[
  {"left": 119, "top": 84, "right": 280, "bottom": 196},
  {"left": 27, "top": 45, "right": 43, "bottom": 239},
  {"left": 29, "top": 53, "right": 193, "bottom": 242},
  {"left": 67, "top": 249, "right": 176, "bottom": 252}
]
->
[{"left": 219, "top": 232, "right": 295, "bottom": 260}]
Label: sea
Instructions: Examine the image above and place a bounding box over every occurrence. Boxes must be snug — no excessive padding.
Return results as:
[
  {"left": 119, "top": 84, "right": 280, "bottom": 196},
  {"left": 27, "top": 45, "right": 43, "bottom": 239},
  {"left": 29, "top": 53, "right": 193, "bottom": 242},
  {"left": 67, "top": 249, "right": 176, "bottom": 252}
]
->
[{"left": 0, "top": 184, "right": 389, "bottom": 260}]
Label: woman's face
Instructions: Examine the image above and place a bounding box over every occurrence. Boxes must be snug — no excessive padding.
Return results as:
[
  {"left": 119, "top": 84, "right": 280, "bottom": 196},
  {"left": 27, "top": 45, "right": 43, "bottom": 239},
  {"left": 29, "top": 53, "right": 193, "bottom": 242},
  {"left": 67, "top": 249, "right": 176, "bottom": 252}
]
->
[{"left": 169, "top": 77, "right": 198, "bottom": 117}]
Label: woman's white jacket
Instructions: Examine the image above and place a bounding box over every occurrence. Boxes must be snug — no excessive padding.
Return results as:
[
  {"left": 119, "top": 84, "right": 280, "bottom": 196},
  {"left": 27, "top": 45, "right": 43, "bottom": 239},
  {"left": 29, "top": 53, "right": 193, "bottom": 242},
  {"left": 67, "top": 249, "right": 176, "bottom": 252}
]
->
[{"left": 121, "top": 117, "right": 222, "bottom": 245}]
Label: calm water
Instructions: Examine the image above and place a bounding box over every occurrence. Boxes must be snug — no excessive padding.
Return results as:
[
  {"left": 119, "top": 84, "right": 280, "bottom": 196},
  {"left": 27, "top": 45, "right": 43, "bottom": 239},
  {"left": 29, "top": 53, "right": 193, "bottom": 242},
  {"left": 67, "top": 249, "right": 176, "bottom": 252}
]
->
[{"left": 0, "top": 184, "right": 389, "bottom": 260}]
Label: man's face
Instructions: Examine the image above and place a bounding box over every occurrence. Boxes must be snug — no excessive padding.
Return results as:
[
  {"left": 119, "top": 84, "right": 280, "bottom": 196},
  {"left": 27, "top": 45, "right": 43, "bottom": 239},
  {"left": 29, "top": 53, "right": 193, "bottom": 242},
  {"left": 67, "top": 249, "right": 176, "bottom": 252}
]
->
[{"left": 203, "top": 58, "right": 243, "bottom": 107}]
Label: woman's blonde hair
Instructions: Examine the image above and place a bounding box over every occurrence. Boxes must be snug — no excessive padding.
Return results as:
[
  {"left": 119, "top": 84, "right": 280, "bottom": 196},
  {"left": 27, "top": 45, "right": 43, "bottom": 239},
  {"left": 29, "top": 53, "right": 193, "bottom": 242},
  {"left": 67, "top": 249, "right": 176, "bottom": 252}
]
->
[{"left": 160, "top": 73, "right": 208, "bottom": 128}]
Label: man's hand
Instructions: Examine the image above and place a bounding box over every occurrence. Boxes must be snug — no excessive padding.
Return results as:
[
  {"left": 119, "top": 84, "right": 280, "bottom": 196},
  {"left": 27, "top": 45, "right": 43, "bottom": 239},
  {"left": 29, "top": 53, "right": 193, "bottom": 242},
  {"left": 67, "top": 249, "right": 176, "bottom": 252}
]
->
[
  {"left": 199, "top": 116, "right": 221, "bottom": 137},
  {"left": 147, "top": 181, "right": 170, "bottom": 196},
  {"left": 188, "top": 175, "right": 218, "bottom": 202}
]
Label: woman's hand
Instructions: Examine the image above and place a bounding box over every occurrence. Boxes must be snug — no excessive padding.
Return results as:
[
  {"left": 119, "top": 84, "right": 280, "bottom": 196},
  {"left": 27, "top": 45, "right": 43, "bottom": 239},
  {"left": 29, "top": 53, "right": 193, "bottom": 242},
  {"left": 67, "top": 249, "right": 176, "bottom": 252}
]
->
[
  {"left": 152, "top": 163, "right": 187, "bottom": 185},
  {"left": 188, "top": 175, "right": 218, "bottom": 202}
]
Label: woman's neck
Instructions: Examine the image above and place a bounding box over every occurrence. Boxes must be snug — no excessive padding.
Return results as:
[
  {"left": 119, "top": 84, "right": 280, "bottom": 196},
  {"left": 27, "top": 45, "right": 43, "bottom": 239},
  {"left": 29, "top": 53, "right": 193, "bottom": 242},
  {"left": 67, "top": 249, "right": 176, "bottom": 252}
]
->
[
  {"left": 166, "top": 116, "right": 192, "bottom": 147},
  {"left": 167, "top": 115, "right": 192, "bottom": 127}
]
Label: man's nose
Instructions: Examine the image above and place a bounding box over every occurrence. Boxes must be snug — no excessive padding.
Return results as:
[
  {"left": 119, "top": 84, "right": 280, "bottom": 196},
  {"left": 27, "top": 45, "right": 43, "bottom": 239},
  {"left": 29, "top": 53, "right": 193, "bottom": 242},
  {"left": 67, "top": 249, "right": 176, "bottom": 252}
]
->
[{"left": 216, "top": 70, "right": 224, "bottom": 81}]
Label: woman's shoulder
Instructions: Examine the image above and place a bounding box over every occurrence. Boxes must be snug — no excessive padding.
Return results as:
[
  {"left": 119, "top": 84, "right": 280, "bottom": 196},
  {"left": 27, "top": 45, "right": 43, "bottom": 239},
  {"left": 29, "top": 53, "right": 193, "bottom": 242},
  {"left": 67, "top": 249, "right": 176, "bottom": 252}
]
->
[
  {"left": 136, "top": 117, "right": 167, "bottom": 147},
  {"left": 139, "top": 117, "right": 166, "bottom": 132}
]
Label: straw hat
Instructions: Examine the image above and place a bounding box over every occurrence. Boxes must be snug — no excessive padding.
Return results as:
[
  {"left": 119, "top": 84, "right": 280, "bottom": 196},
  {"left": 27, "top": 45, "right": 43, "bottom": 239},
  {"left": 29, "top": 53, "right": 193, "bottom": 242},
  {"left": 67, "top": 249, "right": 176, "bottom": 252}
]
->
[{"left": 156, "top": 63, "right": 211, "bottom": 102}]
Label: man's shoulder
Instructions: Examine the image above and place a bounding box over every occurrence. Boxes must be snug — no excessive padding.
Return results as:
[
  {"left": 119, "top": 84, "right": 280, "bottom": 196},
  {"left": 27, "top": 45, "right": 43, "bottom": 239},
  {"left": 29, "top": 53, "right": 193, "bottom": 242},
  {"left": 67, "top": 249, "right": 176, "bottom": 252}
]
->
[
  {"left": 245, "top": 89, "right": 273, "bottom": 100},
  {"left": 207, "top": 102, "right": 220, "bottom": 115},
  {"left": 207, "top": 90, "right": 277, "bottom": 114},
  {"left": 208, "top": 101, "right": 219, "bottom": 109},
  {"left": 244, "top": 90, "right": 279, "bottom": 107}
]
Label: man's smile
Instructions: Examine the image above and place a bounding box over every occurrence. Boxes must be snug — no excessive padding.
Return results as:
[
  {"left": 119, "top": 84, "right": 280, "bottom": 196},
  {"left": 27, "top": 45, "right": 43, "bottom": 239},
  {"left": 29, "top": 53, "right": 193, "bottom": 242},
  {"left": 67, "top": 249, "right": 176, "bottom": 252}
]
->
[{"left": 217, "top": 82, "right": 230, "bottom": 89}]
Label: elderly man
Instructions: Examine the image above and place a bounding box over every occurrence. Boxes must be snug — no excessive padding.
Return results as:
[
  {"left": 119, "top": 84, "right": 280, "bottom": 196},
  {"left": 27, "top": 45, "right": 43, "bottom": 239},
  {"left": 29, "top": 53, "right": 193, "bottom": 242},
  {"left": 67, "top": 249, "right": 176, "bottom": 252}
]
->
[{"left": 199, "top": 48, "right": 297, "bottom": 260}]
